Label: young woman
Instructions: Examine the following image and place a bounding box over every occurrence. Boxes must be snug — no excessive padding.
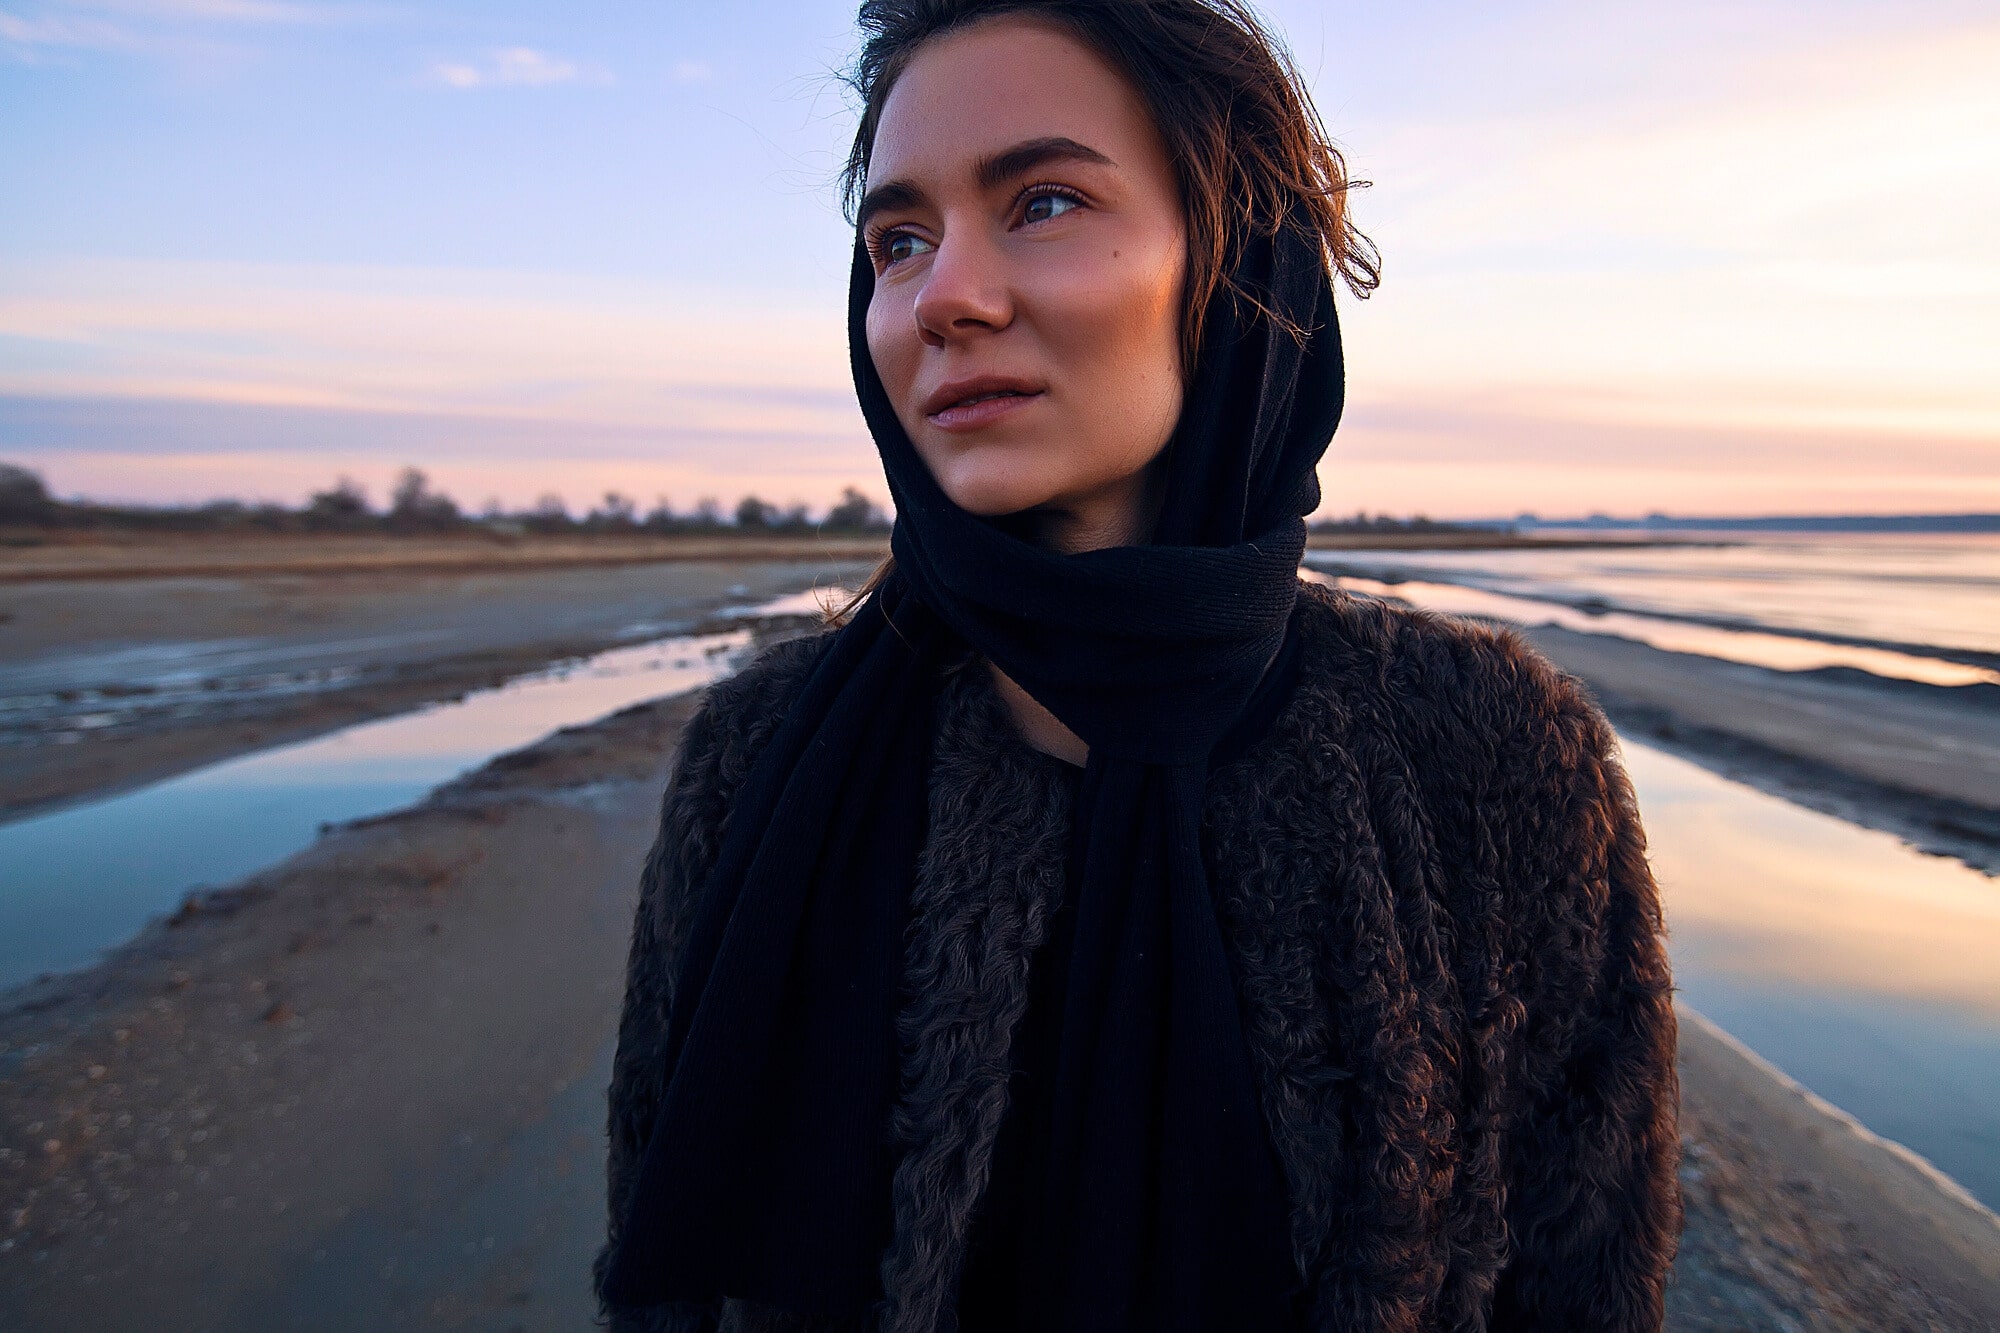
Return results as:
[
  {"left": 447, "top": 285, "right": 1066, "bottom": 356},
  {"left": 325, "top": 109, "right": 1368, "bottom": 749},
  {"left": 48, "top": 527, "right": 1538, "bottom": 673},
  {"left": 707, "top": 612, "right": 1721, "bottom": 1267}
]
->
[{"left": 595, "top": 2, "right": 1682, "bottom": 1330}]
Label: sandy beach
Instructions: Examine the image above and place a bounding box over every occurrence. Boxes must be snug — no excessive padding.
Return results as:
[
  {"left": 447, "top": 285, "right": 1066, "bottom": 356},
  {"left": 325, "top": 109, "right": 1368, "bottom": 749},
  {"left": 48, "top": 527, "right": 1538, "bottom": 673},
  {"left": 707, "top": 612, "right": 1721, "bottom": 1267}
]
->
[
  {"left": 2, "top": 660, "right": 1995, "bottom": 1329},
  {"left": 0, "top": 539, "right": 884, "bottom": 821},
  {"left": 0, "top": 531, "right": 894, "bottom": 584},
  {"left": 1517, "top": 623, "right": 2000, "bottom": 874},
  {"left": 3, "top": 541, "right": 1997, "bottom": 1328}
]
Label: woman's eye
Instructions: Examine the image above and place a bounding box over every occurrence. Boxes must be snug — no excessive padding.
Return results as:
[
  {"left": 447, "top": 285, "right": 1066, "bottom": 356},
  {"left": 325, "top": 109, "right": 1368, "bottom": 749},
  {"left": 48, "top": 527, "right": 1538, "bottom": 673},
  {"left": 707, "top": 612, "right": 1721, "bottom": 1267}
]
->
[
  {"left": 881, "top": 231, "right": 934, "bottom": 265},
  {"left": 1021, "top": 191, "right": 1081, "bottom": 225}
]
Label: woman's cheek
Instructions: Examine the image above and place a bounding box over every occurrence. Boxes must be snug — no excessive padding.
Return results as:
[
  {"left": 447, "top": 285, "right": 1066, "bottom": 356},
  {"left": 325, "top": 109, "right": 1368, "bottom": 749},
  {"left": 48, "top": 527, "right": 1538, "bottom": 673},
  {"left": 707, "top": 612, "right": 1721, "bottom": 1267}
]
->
[
  {"left": 1047, "top": 260, "right": 1181, "bottom": 472},
  {"left": 865, "top": 295, "right": 921, "bottom": 438}
]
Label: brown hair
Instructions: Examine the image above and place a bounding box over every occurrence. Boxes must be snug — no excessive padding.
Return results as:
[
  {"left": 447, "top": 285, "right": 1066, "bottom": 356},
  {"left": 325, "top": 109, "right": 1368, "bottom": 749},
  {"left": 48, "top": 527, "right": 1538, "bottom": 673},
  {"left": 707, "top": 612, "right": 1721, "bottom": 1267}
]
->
[
  {"left": 832, "top": 0, "right": 1377, "bottom": 623},
  {"left": 842, "top": 0, "right": 1376, "bottom": 364}
]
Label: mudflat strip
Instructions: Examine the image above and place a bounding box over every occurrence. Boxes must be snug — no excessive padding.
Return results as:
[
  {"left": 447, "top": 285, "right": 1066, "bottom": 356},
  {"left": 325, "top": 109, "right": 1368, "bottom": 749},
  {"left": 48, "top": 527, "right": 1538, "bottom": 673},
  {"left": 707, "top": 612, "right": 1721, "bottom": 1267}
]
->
[
  {"left": 3, "top": 672, "right": 1996, "bottom": 1330},
  {"left": 0, "top": 533, "right": 891, "bottom": 584},
  {"left": 0, "top": 556, "right": 877, "bottom": 820},
  {"left": 1674, "top": 1012, "right": 2000, "bottom": 1330},
  {"left": 0, "top": 687, "right": 696, "bottom": 1330},
  {"left": 1519, "top": 623, "right": 2000, "bottom": 874}
]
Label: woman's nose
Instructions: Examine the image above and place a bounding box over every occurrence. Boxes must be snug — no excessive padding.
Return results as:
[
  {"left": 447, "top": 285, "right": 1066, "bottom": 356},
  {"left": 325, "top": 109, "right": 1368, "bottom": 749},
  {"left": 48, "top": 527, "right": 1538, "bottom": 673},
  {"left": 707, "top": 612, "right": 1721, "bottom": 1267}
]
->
[{"left": 912, "top": 227, "right": 1013, "bottom": 347}]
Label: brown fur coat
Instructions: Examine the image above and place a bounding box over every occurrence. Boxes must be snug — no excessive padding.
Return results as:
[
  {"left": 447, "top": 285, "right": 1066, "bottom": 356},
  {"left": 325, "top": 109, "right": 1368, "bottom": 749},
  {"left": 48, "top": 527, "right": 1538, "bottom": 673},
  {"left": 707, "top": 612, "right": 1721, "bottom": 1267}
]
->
[{"left": 596, "top": 579, "right": 1682, "bottom": 1332}]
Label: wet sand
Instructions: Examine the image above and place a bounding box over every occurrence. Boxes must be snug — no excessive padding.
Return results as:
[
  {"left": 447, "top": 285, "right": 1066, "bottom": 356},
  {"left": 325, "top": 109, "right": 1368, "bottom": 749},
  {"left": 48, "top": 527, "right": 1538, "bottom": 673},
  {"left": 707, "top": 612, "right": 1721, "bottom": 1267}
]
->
[
  {"left": 0, "top": 553, "right": 877, "bottom": 821},
  {"left": 0, "top": 531, "right": 890, "bottom": 584},
  {"left": 4, "top": 646, "right": 1998, "bottom": 1329},
  {"left": 1516, "top": 624, "right": 2000, "bottom": 874},
  {"left": 1304, "top": 532, "right": 1690, "bottom": 552},
  {"left": 0, "top": 682, "right": 695, "bottom": 1330},
  {"left": 4, "top": 552, "right": 1998, "bottom": 1327},
  {"left": 1674, "top": 1010, "right": 2000, "bottom": 1329},
  {"left": 19, "top": 538, "right": 1982, "bottom": 873}
]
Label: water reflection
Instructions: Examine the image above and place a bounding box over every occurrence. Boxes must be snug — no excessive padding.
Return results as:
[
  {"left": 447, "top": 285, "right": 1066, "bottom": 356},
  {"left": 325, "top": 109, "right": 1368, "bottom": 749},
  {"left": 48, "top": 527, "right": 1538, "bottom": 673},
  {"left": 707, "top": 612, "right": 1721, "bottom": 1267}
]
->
[
  {"left": 715, "top": 586, "right": 855, "bottom": 620},
  {"left": 6, "top": 578, "right": 1996, "bottom": 1215},
  {"left": 1300, "top": 569, "right": 1999, "bottom": 688},
  {"left": 1305, "top": 532, "right": 2000, "bottom": 662},
  {"left": 0, "top": 629, "right": 753, "bottom": 990},
  {"left": 1625, "top": 738, "right": 2000, "bottom": 1209}
]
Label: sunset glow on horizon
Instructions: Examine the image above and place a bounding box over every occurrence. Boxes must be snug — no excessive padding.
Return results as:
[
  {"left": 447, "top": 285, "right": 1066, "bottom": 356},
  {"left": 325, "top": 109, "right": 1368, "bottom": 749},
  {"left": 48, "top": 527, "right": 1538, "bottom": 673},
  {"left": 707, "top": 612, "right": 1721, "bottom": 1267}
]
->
[{"left": 3, "top": 0, "right": 1995, "bottom": 519}]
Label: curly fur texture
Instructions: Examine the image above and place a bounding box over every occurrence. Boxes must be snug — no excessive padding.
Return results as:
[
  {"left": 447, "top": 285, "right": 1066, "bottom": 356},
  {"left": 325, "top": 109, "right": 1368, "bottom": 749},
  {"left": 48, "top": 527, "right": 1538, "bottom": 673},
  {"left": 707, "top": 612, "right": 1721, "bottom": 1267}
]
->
[{"left": 597, "top": 581, "right": 1682, "bottom": 1332}]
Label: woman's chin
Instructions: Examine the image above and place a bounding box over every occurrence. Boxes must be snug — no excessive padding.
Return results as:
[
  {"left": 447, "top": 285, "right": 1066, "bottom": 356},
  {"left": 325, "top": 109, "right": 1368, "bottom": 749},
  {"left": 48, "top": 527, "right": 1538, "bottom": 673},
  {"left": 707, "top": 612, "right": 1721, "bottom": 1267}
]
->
[
  {"left": 958, "top": 493, "right": 1057, "bottom": 520},
  {"left": 930, "top": 467, "right": 1065, "bottom": 520}
]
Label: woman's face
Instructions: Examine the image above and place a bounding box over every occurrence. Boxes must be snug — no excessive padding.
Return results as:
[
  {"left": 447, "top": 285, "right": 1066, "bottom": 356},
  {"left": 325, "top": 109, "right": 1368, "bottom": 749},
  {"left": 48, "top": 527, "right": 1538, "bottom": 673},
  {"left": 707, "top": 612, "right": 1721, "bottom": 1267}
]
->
[{"left": 860, "top": 16, "right": 1187, "bottom": 549}]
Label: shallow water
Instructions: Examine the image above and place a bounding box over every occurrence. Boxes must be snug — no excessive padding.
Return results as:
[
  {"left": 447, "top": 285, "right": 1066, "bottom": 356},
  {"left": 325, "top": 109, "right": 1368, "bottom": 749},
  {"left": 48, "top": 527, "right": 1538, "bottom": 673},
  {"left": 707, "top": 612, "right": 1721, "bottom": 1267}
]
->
[
  {"left": 1306, "top": 532, "right": 2000, "bottom": 666},
  {"left": 1625, "top": 738, "right": 2000, "bottom": 1210},
  {"left": 2, "top": 577, "right": 1994, "bottom": 1213},
  {"left": 1303, "top": 561, "right": 2000, "bottom": 1202},
  {"left": 0, "top": 628, "right": 755, "bottom": 990},
  {"left": 1309, "top": 572, "right": 2000, "bottom": 688}
]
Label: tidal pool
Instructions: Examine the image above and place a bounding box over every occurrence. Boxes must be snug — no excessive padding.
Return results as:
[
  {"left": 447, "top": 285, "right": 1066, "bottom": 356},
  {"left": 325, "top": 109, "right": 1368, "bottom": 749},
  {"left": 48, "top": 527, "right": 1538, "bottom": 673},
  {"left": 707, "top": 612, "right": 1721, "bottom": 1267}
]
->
[
  {"left": 1625, "top": 738, "right": 2000, "bottom": 1210},
  {"left": 1301, "top": 565, "right": 1998, "bottom": 688},
  {"left": 0, "top": 627, "right": 754, "bottom": 990}
]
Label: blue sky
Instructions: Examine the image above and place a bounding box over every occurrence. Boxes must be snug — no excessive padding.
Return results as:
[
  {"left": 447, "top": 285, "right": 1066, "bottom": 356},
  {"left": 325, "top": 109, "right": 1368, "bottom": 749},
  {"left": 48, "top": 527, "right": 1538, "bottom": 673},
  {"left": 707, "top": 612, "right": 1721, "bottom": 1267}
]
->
[{"left": 3, "top": 0, "right": 1996, "bottom": 517}]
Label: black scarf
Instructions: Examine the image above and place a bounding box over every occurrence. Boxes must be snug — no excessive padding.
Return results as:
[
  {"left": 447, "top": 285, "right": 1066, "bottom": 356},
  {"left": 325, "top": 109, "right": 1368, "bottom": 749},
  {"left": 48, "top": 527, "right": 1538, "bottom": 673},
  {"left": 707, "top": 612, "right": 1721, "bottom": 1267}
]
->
[{"left": 601, "top": 213, "right": 1345, "bottom": 1330}]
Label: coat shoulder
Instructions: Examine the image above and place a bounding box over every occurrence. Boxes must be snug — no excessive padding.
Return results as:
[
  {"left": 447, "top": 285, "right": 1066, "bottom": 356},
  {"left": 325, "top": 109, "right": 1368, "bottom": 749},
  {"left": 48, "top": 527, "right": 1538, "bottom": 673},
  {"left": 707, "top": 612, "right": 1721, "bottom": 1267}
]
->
[
  {"left": 1286, "top": 577, "right": 1651, "bottom": 966},
  {"left": 701, "top": 626, "right": 839, "bottom": 741},
  {"left": 1287, "top": 583, "right": 1678, "bottom": 1328},
  {"left": 1292, "top": 576, "right": 1615, "bottom": 771},
  {"left": 674, "top": 626, "right": 841, "bottom": 798}
]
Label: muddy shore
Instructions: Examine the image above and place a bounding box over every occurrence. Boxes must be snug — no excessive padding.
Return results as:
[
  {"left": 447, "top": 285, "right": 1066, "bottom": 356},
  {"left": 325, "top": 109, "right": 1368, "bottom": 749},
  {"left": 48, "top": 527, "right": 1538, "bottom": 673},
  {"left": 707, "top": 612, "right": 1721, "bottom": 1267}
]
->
[
  {"left": 1286, "top": 572, "right": 2000, "bottom": 877},
  {"left": 7, "top": 548, "right": 1993, "bottom": 881},
  {"left": 3, "top": 549, "right": 1998, "bottom": 1328},
  {"left": 0, "top": 531, "right": 891, "bottom": 584},
  {"left": 2, "top": 661, "right": 1996, "bottom": 1330},
  {"left": 1515, "top": 624, "right": 2000, "bottom": 875},
  {"left": 0, "top": 676, "right": 700, "bottom": 1330},
  {"left": 0, "top": 556, "right": 877, "bottom": 820},
  {"left": 0, "top": 527, "right": 1645, "bottom": 587}
]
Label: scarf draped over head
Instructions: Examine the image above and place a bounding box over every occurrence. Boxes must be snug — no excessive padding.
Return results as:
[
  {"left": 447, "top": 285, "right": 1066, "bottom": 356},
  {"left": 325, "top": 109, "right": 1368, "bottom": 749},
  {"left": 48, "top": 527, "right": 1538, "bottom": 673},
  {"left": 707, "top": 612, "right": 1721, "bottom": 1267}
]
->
[{"left": 601, "top": 207, "right": 1346, "bottom": 1331}]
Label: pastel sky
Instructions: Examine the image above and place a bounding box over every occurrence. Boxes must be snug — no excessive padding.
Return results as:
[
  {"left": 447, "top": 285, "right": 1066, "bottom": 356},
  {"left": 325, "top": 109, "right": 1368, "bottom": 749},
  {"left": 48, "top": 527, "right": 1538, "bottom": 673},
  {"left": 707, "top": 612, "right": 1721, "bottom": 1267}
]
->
[{"left": 2, "top": 0, "right": 1996, "bottom": 519}]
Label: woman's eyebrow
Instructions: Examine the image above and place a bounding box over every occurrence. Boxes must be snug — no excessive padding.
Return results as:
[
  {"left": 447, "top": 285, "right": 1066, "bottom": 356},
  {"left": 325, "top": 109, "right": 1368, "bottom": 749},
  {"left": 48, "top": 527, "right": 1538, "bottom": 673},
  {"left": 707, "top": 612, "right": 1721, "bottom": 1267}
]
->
[
  {"left": 856, "top": 136, "right": 1117, "bottom": 232},
  {"left": 856, "top": 180, "right": 926, "bottom": 233},
  {"left": 975, "top": 135, "right": 1115, "bottom": 190}
]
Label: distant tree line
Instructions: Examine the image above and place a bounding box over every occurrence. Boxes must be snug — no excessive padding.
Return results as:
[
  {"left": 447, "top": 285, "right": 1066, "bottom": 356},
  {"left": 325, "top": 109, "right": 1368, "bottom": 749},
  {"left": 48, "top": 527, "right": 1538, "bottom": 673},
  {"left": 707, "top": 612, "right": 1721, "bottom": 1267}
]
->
[
  {"left": 1307, "top": 510, "right": 1472, "bottom": 535},
  {"left": 0, "top": 462, "right": 891, "bottom": 537},
  {"left": 2, "top": 463, "right": 1487, "bottom": 538}
]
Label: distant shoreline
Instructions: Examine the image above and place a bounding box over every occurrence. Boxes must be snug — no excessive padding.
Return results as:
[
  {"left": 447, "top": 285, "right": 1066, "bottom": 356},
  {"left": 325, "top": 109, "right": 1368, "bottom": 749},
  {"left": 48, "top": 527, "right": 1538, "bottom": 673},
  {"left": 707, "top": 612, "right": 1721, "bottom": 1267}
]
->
[
  {"left": 1304, "top": 555, "right": 2000, "bottom": 675},
  {"left": 1504, "top": 513, "right": 2000, "bottom": 535},
  {"left": 0, "top": 531, "right": 893, "bottom": 583},
  {"left": 0, "top": 527, "right": 1703, "bottom": 583},
  {"left": 1306, "top": 530, "right": 1704, "bottom": 551}
]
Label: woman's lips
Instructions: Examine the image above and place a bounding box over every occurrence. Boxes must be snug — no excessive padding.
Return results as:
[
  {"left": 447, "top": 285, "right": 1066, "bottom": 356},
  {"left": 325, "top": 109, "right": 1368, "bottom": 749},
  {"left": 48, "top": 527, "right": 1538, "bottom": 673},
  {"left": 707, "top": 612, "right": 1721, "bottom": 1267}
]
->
[{"left": 926, "top": 390, "right": 1046, "bottom": 432}]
